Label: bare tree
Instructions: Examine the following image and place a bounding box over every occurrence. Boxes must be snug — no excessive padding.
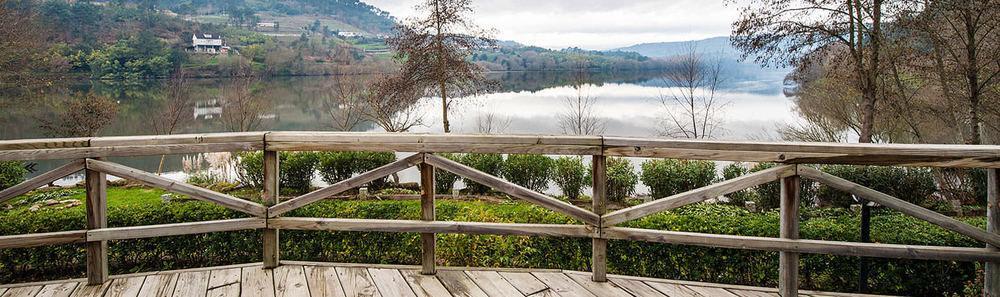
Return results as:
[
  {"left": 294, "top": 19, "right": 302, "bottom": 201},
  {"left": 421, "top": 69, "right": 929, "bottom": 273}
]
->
[
  {"left": 656, "top": 48, "right": 728, "bottom": 139},
  {"left": 220, "top": 66, "right": 267, "bottom": 132},
  {"left": 152, "top": 71, "right": 193, "bottom": 174},
  {"left": 387, "top": 0, "right": 498, "bottom": 133},
  {"left": 730, "top": 0, "right": 905, "bottom": 143},
  {"left": 363, "top": 74, "right": 426, "bottom": 132},
  {"left": 557, "top": 76, "right": 605, "bottom": 135},
  {"left": 476, "top": 111, "right": 511, "bottom": 134},
  {"left": 324, "top": 74, "right": 368, "bottom": 131},
  {"left": 38, "top": 93, "right": 119, "bottom": 137},
  {"left": 0, "top": 1, "right": 57, "bottom": 92}
]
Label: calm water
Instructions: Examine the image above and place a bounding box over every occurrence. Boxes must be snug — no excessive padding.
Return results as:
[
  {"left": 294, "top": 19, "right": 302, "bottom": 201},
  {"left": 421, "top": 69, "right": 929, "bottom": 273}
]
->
[{"left": 0, "top": 70, "right": 794, "bottom": 191}]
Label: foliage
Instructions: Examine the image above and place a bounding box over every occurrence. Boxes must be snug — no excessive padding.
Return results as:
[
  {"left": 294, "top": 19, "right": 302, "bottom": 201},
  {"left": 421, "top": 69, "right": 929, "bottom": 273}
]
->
[
  {"left": 460, "top": 153, "right": 504, "bottom": 195},
  {"left": 317, "top": 151, "right": 396, "bottom": 190},
  {"left": 0, "top": 161, "right": 28, "bottom": 190},
  {"left": 817, "top": 165, "right": 936, "bottom": 208},
  {"left": 726, "top": 163, "right": 816, "bottom": 210},
  {"left": 434, "top": 153, "right": 462, "bottom": 194},
  {"left": 503, "top": 154, "right": 553, "bottom": 192},
  {"left": 81, "top": 33, "right": 178, "bottom": 80},
  {"left": 551, "top": 156, "right": 589, "bottom": 200},
  {"left": 38, "top": 93, "right": 119, "bottom": 137},
  {"left": 640, "top": 159, "right": 716, "bottom": 198},
  {"left": 234, "top": 151, "right": 265, "bottom": 188},
  {"left": 722, "top": 162, "right": 753, "bottom": 206},
  {"left": 280, "top": 152, "right": 320, "bottom": 194},
  {"left": 0, "top": 195, "right": 984, "bottom": 296},
  {"left": 606, "top": 157, "right": 638, "bottom": 202}
]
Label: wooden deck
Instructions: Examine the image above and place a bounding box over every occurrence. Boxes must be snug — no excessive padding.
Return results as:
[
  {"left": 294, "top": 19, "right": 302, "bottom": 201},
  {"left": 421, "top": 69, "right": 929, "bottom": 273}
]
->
[{"left": 0, "top": 262, "right": 894, "bottom": 297}]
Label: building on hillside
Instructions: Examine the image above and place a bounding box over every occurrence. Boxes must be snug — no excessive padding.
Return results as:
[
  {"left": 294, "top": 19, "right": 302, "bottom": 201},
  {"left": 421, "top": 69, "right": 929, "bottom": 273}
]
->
[
  {"left": 337, "top": 31, "right": 361, "bottom": 38},
  {"left": 192, "top": 33, "right": 224, "bottom": 53}
]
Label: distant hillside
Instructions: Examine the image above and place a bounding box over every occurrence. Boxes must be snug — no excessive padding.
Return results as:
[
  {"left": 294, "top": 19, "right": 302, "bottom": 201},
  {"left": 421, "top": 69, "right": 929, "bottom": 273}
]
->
[
  {"left": 152, "top": 0, "right": 396, "bottom": 34},
  {"left": 614, "top": 36, "right": 788, "bottom": 83}
]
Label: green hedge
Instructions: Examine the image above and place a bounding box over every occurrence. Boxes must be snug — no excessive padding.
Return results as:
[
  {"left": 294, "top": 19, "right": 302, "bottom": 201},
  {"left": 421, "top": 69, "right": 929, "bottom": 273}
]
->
[
  {"left": 316, "top": 151, "right": 396, "bottom": 190},
  {"left": 234, "top": 152, "right": 321, "bottom": 194},
  {"left": 434, "top": 153, "right": 462, "bottom": 194},
  {"left": 461, "top": 153, "right": 504, "bottom": 194},
  {"left": 606, "top": 157, "right": 637, "bottom": 202},
  {"left": 816, "top": 165, "right": 935, "bottom": 208},
  {"left": 503, "top": 154, "right": 553, "bottom": 192},
  {"left": 0, "top": 161, "right": 27, "bottom": 190},
  {"left": 0, "top": 196, "right": 982, "bottom": 296},
  {"left": 640, "top": 159, "right": 715, "bottom": 198},
  {"left": 551, "top": 156, "right": 589, "bottom": 200}
]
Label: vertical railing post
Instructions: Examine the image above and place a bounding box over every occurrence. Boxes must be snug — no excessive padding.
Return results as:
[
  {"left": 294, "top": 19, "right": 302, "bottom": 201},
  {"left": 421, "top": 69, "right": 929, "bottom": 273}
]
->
[
  {"left": 779, "top": 170, "right": 800, "bottom": 297},
  {"left": 85, "top": 158, "right": 108, "bottom": 285},
  {"left": 420, "top": 159, "right": 436, "bottom": 275},
  {"left": 986, "top": 168, "right": 999, "bottom": 297},
  {"left": 591, "top": 155, "right": 608, "bottom": 282},
  {"left": 263, "top": 150, "right": 280, "bottom": 269}
]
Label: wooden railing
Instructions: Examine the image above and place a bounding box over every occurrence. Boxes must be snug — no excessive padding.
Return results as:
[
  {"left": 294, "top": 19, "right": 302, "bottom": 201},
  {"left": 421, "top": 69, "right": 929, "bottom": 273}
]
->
[{"left": 0, "top": 132, "right": 999, "bottom": 296}]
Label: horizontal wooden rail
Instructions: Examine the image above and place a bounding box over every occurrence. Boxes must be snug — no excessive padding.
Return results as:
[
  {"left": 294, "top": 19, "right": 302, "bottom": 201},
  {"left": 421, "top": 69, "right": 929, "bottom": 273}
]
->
[
  {"left": 270, "top": 218, "right": 599, "bottom": 238},
  {"left": 87, "top": 219, "right": 266, "bottom": 241},
  {"left": 0, "top": 230, "right": 88, "bottom": 249},
  {"left": 265, "top": 132, "right": 603, "bottom": 155},
  {"left": 602, "top": 227, "right": 1000, "bottom": 262}
]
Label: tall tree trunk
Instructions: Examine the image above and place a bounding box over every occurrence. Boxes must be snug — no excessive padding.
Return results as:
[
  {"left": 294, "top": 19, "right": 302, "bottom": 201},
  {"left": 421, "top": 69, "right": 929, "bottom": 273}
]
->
[
  {"left": 441, "top": 81, "right": 450, "bottom": 133},
  {"left": 963, "top": 10, "right": 982, "bottom": 145}
]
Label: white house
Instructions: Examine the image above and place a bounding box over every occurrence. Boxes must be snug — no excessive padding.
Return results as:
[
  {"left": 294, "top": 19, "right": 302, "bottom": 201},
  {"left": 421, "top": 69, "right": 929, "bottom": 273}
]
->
[
  {"left": 192, "top": 33, "right": 224, "bottom": 53},
  {"left": 337, "top": 31, "right": 361, "bottom": 38}
]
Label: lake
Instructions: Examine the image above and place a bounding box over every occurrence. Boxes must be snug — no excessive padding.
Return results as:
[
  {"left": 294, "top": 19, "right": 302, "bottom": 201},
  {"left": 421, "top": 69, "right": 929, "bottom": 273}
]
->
[{"left": 0, "top": 70, "right": 795, "bottom": 191}]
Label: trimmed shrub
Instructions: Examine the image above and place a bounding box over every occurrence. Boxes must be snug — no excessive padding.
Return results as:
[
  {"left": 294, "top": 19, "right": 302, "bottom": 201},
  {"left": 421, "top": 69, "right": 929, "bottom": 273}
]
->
[
  {"left": 233, "top": 152, "right": 264, "bottom": 188},
  {"left": 0, "top": 198, "right": 982, "bottom": 296},
  {"left": 606, "top": 157, "right": 637, "bottom": 202},
  {"left": 721, "top": 163, "right": 816, "bottom": 210},
  {"left": 0, "top": 161, "right": 28, "bottom": 190},
  {"left": 817, "top": 165, "right": 936, "bottom": 208},
  {"left": 317, "top": 151, "right": 397, "bottom": 190},
  {"left": 722, "top": 162, "right": 753, "bottom": 206},
  {"left": 434, "top": 153, "right": 462, "bottom": 194},
  {"left": 640, "top": 159, "right": 716, "bottom": 198},
  {"left": 461, "top": 153, "right": 504, "bottom": 194},
  {"left": 280, "top": 152, "right": 320, "bottom": 194},
  {"left": 552, "top": 156, "right": 589, "bottom": 200},
  {"left": 503, "top": 154, "right": 553, "bottom": 192}
]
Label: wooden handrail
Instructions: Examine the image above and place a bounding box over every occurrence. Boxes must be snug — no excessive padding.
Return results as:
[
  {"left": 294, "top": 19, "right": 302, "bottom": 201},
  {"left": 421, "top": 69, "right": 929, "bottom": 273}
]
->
[{"left": 0, "top": 132, "right": 998, "bottom": 295}]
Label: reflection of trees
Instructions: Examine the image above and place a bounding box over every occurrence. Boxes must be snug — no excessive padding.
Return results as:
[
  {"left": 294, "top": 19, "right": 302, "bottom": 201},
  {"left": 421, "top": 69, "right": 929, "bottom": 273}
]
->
[
  {"left": 655, "top": 48, "right": 728, "bottom": 139},
  {"left": 323, "top": 75, "right": 367, "bottom": 131},
  {"left": 220, "top": 70, "right": 269, "bottom": 132},
  {"left": 37, "top": 93, "right": 119, "bottom": 137},
  {"left": 364, "top": 74, "right": 425, "bottom": 132},
  {"left": 558, "top": 72, "right": 605, "bottom": 135}
]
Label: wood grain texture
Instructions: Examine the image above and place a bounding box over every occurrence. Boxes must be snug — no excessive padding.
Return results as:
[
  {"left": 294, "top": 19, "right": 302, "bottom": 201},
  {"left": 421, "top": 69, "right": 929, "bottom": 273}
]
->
[
  {"left": 603, "top": 165, "right": 795, "bottom": 226},
  {"left": 498, "top": 272, "right": 548, "bottom": 296},
  {"left": 420, "top": 162, "right": 436, "bottom": 275},
  {"left": 779, "top": 175, "right": 800, "bottom": 297},
  {"left": 87, "top": 219, "right": 266, "bottom": 241},
  {"left": 304, "top": 266, "right": 347, "bottom": 297},
  {"left": 424, "top": 154, "right": 600, "bottom": 225},
  {"left": 336, "top": 267, "right": 382, "bottom": 297},
  {"left": 987, "top": 168, "right": 1000, "bottom": 297},
  {"left": 173, "top": 271, "right": 210, "bottom": 297},
  {"left": 0, "top": 142, "right": 263, "bottom": 162},
  {"left": 136, "top": 274, "right": 176, "bottom": 297},
  {"left": 530, "top": 273, "right": 595, "bottom": 297},
  {"left": 274, "top": 266, "right": 310, "bottom": 297},
  {"left": 265, "top": 132, "right": 602, "bottom": 155},
  {"left": 241, "top": 268, "right": 275, "bottom": 297},
  {"left": 436, "top": 270, "right": 488, "bottom": 297},
  {"left": 368, "top": 268, "right": 417, "bottom": 297},
  {"left": 465, "top": 270, "right": 525, "bottom": 297},
  {"left": 263, "top": 150, "right": 280, "bottom": 269},
  {"left": 607, "top": 278, "right": 668, "bottom": 297},
  {"left": 799, "top": 166, "right": 1000, "bottom": 247},
  {"left": 564, "top": 272, "right": 631, "bottom": 296},
  {"left": 0, "top": 230, "right": 87, "bottom": 249},
  {"left": 104, "top": 276, "right": 144, "bottom": 297},
  {"left": 207, "top": 268, "right": 242, "bottom": 297},
  {"left": 268, "top": 153, "right": 423, "bottom": 217},
  {"left": 85, "top": 164, "right": 107, "bottom": 285},
  {"left": 269, "top": 217, "right": 597, "bottom": 238},
  {"left": 0, "top": 159, "right": 84, "bottom": 204},
  {"left": 70, "top": 283, "right": 110, "bottom": 297},
  {"left": 0, "top": 286, "right": 41, "bottom": 297},
  {"left": 400, "top": 270, "right": 452, "bottom": 297},
  {"left": 641, "top": 282, "right": 700, "bottom": 297},
  {"left": 591, "top": 155, "right": 608, "bottom": 282},
  {"left": 86, "top": 159, "right": 267, "bottom": 217},
  {"left": 34, "top": 283, "right": 78, "bottom": 297}
]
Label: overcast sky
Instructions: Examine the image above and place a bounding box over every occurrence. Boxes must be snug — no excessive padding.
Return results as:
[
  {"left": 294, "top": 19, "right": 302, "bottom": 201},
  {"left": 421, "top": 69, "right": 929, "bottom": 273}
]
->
[{"left": 364, "top": 0, "right": 740, "bottom": 50}]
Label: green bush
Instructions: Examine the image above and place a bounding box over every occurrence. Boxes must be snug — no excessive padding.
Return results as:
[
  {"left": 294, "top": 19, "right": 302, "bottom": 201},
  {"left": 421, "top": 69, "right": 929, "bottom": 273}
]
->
[
  {"left": 503, "top": 154, "right": 553, "bottom": 192},
  {"left": 461, "top": 153, "right": 504, "bottom": 194},
  {"left": 0, "top": 161, "right": 28, "bottom": 190},
  {"left": 434, "top": 153, "right": 462, "bottom": 194},
  {"left": 280, "top": 152, "right": 320, "bottom": 194},
  {"left": 817, "top": 165, "right": 936, "bottom": 208},
  {"left": 606, "top": 157, "right": 637, "bottom": 202},
  {"left": 640, "top": 159, "right": 716, "bottom": 198},
  {"left": 552, "top": 156, "right": 589, "bottom": 200},
  {"left": 233, "top": 152, "right": 264, "bottom": 188},
  {"left": 317, "top": 151, "right": 397, "bottom": 190},
  {"left": 0, "top": 197, "right": 982, "bottom": 296},
  {"left": 234, "top": 151, "right": 321, "bottom": 194},
  {"left": 722, "top": 162, "right": 753, "bottom": 206}
]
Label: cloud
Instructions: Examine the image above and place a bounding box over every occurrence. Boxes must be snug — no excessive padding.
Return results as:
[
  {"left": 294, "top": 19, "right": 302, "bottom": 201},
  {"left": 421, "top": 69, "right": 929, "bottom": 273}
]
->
[{"left": 364, "top": 0, "right": 739, "bottom": 50}]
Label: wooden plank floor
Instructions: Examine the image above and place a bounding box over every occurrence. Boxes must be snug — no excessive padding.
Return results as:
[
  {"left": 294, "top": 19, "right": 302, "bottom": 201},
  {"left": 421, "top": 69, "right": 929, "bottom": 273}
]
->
[{"left": 0, "top": 262, "right": 896, "bottom": 297}]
